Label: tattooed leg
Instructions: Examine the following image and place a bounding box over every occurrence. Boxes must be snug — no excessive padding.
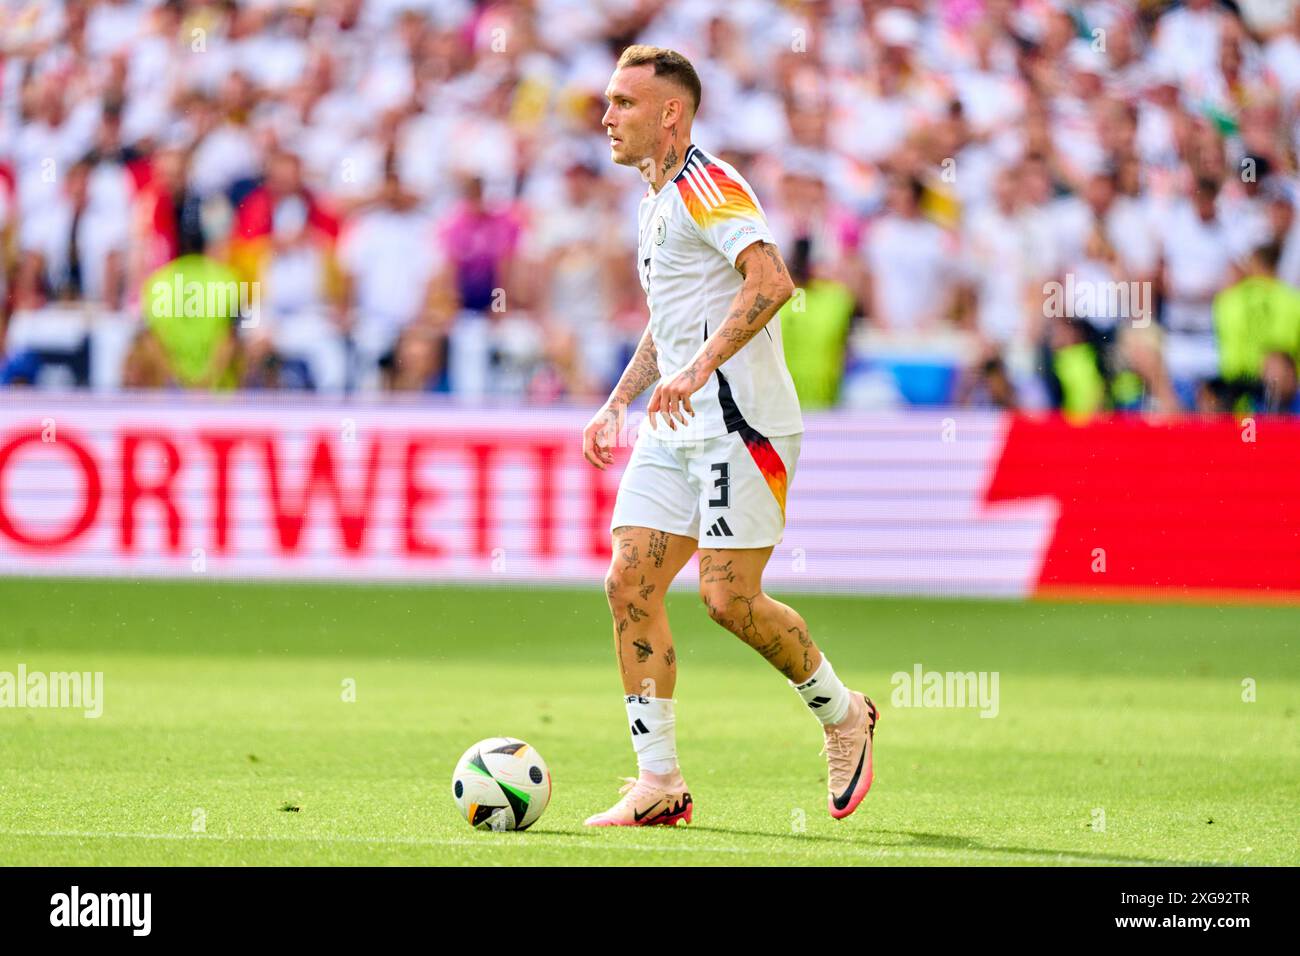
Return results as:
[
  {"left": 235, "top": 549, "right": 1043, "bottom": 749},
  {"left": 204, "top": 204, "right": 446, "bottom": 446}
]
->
[
  {"left": 704, "top": 589, "right": 822, "bottom": 682},
  {"left": 605, "top": 526, "right": 696, "bottom": 697},
  {"left": 699, "top": 547, "right": 822, "bottom": 683}
]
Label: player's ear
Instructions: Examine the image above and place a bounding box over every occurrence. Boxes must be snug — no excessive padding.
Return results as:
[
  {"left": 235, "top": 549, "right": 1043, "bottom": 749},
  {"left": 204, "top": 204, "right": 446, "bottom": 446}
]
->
[{"left": 661, "top": 96, "right": 683, "bottom": 129}]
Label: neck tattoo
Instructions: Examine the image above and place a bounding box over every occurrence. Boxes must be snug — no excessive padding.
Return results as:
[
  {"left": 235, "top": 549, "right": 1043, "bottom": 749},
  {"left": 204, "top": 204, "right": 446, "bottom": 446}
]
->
[{"left": 661, "top": 143, "right": 679, "bottom": 182}]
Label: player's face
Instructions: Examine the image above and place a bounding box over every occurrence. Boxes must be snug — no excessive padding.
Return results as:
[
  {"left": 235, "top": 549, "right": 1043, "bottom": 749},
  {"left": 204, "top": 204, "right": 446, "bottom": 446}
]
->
[{"left": 602, "top": 66, "right": 661, "bottom": 167}]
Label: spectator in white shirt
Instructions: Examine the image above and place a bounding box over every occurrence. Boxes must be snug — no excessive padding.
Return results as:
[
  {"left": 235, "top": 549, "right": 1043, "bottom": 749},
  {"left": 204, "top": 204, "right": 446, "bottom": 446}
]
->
[
  {"left": 862, "top": 173, "right": 956, "bottom": 332},
  {"left": 962, "top": 164, "right": 1042, "bottom": 349},
  {"left": 1152, "top": 0, "right": 1230, "bottom": 86},
  {"left": 337, "top": 168, "right": 453, "bottom": 391},
  {"left": 1159, "top": 177, "right": 1235, "bottom": 382},
  {"left": 15, "top": 157, "right": 127, "bottom": 308}
]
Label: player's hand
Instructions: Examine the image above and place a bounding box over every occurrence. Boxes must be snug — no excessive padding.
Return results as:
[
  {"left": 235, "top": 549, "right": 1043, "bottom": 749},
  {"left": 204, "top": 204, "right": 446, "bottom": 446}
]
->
[
  {"left": 582, "top": 401, "right": 623, "bottom": 470},
  {"left": 647, "top": 363, "right": 707, "bottom": 431}
]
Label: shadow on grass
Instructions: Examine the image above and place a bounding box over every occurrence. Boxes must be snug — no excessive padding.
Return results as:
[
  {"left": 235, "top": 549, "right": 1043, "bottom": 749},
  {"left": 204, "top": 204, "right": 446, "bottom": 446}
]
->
[{"left": 678, "top": 825, "right": 1227, "bottom": 866}]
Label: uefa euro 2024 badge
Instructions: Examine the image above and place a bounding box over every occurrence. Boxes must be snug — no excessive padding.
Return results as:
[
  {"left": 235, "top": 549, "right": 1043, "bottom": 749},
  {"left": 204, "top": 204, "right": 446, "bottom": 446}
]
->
[{"left": 654, "top": 215, "right": 667, "bottom": 245}]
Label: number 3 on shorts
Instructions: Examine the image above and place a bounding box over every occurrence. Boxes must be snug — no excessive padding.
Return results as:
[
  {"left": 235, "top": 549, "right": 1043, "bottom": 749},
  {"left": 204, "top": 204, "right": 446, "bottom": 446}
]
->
[{"left": 709, "top": 462, "right": 729, "bottom": 508}]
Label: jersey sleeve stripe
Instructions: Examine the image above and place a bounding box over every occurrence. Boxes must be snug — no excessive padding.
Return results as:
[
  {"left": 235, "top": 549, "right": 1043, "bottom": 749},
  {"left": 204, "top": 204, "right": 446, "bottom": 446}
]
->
[
  {"left": 689, "top": 157, "right": 726, "bottom": 206},
  {"left": 680, "top": 164, "right": 717, "bottom": 209},
  {"left": 672, "top": 146, "right": 766, "bottom": 229},
  {"left": 703, "top": 164, "right": 759, "bottom": 214},
  {"left": 677, "top": 178, "right": 761, "bottom": 229}
]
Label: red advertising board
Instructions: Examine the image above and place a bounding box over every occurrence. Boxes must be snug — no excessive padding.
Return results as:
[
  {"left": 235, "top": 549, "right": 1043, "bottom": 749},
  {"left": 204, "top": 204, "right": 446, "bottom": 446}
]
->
[{"left": 0, "top": 394, "right": 1295, "bottom": 601}]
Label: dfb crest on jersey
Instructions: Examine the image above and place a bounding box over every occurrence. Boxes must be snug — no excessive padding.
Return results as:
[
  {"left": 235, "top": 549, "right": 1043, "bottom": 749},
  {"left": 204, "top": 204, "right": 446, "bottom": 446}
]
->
[{"left": 654, "top": 215, "right": 667, "bottom": 245}]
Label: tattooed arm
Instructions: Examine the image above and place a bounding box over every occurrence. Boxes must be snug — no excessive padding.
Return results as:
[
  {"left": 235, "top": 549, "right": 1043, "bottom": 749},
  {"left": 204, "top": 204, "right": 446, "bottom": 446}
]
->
[
  {"left": 583, "top": 323, "right": 660, "bottom": 469},
  {"left": 646, "top": 241, "right": 795, "bottom": 430},
  {"left": 698, "top": 241, "right": 795, "bottom": 375},
  {"left": 609, "top": 322, "right": 661, "bottom": 410}
]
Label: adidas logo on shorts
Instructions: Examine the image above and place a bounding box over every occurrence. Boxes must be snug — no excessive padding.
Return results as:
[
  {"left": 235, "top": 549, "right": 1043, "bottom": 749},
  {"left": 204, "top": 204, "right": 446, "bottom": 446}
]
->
[{"left": 705, "top": 517, "right": 734, "bottom": 537}]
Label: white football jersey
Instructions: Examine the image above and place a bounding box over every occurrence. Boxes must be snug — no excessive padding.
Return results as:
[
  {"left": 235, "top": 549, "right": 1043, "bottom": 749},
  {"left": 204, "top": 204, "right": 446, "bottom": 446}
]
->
[{"left": 635, "top": 144, "right": 803, "bottom": 443}]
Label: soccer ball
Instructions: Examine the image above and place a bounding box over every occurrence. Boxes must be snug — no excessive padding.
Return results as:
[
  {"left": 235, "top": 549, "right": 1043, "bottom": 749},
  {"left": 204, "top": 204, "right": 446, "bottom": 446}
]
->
[{"left": 451, "top": 737, "right": 551, "bottom": 831}]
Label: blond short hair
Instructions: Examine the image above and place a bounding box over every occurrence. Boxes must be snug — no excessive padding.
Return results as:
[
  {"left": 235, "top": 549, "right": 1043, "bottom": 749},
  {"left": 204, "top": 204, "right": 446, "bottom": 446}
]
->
[{"left": 616, "top": 45, "right": 702, "bottom": 113}]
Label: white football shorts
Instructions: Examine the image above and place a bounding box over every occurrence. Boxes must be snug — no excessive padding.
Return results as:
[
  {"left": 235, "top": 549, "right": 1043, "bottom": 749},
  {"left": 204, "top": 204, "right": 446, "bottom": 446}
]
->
[{"left": 609, "top": 426, "right": 801, "bottom": 548}]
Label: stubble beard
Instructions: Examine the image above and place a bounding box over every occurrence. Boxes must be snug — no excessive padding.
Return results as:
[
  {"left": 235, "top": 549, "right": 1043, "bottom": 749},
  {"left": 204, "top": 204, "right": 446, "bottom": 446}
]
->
[{"left": 609, "top": 132, "right": 657, "bottom": 183}]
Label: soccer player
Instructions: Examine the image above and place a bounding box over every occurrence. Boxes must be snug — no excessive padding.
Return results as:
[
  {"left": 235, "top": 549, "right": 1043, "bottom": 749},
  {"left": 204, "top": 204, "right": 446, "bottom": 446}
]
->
[{"left": 580, "top": 46, "right": 878, "bottom": 827}]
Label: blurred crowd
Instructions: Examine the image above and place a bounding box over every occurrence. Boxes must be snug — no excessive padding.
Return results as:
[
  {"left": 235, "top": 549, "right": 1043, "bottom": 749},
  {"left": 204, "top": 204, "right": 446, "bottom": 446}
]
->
[{"left": 2, "top": 0, "right": 1300, "bottom": 414}]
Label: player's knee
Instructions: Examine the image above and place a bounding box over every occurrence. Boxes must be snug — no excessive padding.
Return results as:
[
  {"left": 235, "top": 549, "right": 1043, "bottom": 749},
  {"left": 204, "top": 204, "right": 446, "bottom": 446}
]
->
[
  {"left": 604, "top": 566, "right": 657, "bottom": 616},
  {"left": 603, "top": 568, "right": 623, "bottom": 610},
  {"left": 699, "top": 585, "right": 733, "bottom": 626}
]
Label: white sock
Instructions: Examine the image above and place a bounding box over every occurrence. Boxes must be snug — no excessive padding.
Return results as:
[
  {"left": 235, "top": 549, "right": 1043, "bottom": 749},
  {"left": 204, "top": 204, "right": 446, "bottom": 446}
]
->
[
  {"left": 790, "top": 656, "right": 852, "bottom": 726},
  {"left": 625, "top": 695, "right": 678, "bottom": 775}
]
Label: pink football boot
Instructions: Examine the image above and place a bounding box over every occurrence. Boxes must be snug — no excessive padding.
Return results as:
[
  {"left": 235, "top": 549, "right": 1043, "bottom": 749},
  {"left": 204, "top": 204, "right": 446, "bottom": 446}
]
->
[
  {"left": 823, "top": 692, "right": 879, "bottom": 820},
  {"left": 584, "top": 771, "right": 694, "bottom": 827}
]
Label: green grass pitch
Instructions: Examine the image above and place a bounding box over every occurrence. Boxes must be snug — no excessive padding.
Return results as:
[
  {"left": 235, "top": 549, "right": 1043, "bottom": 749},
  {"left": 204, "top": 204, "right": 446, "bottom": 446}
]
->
[{"left": 0, "top": 578, "right": 1296, "bottom": 866}]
